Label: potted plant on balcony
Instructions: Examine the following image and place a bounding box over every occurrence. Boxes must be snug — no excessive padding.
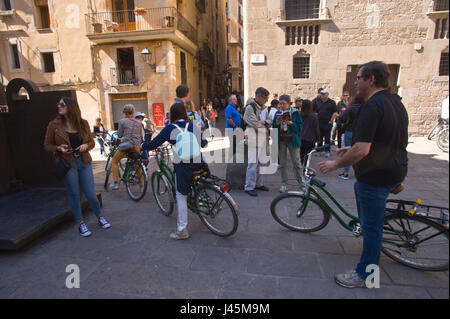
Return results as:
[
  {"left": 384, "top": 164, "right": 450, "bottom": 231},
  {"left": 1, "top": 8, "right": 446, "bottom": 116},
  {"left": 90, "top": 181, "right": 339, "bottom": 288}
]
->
[{"left": 134, "top": 7, "right": 146, "bottom": 16}]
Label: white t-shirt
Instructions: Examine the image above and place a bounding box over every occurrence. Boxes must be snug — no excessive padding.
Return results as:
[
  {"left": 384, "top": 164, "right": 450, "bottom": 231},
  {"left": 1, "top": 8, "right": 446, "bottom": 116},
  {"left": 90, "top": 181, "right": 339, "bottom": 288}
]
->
[{"left": 441, "top": 97, "right": 449, "bottom": 119}]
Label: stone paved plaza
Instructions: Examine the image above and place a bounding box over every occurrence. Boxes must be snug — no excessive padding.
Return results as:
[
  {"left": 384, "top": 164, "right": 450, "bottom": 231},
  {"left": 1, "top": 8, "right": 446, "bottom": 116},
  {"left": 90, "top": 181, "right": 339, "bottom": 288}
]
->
[{"left": 0, "top": 119, "right": 448, "bottom": 299}]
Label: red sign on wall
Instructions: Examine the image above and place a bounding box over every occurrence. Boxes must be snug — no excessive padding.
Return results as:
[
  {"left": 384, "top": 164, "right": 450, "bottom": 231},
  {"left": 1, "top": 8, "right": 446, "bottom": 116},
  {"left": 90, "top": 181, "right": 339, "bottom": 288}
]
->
[{"left": 153, "top": 103, "right": 164, "bottom": 127}]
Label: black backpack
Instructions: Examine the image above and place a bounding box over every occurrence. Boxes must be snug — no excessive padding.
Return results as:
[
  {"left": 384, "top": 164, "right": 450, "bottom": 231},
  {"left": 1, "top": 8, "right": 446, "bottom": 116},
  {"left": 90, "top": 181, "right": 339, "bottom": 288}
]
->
[{"left": 241, "top": 102, "right": 258, "bottom": 131}]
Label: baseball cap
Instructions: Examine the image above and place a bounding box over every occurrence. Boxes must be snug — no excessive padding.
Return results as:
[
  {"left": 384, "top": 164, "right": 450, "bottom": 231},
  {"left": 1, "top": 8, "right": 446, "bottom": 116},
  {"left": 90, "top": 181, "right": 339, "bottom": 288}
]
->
[
  {"left": 320, "top": 89, "right": 329, "bottom": 94},
  {"left": 134, "top": 112, "right": 145, "bottom": 118}
]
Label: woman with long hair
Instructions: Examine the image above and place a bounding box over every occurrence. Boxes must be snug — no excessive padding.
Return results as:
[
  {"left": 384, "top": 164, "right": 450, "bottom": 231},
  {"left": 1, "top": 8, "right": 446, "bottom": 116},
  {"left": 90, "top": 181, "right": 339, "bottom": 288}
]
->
[{"left": 44, "top": 97, "right": 111, "bottom": 237}]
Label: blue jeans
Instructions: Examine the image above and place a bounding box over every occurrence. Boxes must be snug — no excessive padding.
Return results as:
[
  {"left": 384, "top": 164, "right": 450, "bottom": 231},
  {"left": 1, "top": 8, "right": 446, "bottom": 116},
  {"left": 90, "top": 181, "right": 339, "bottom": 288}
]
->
[
  {"left": 343, "top": 131, "right": 353, "bottom": 173},
  {"left": 354, "top": 181, "right": 397, "bottom": 279},
  {"left": 64, "top": 156, "right": 102, "bottom": 223},
  {"left": 96, "top": 137, "right": 104, "bottom": 155}
]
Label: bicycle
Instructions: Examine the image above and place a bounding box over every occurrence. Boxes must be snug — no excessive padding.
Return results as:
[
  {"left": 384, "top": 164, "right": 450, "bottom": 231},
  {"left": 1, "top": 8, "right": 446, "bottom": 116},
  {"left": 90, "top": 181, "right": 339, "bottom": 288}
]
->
[
  {"left": 428, "top": 116, "right": 449, "bottom": 152},
  {"left": 104, "top": 136, "right": 148, "bottom": 201},
  {"left": 150, "top": 145, "right": 239, "bottom": 237},
  {"left": 436, "top": 124, "right": 448, "bottom": 153},
  {"left": 270, "top": 144, "right": 449, "bottom": 271}
]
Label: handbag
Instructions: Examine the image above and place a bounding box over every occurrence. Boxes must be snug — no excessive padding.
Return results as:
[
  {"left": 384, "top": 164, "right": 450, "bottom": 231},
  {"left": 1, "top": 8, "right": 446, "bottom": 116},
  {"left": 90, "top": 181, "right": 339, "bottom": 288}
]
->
[{"left": 51, "top": 156, "right": 71, "bottom": 180}]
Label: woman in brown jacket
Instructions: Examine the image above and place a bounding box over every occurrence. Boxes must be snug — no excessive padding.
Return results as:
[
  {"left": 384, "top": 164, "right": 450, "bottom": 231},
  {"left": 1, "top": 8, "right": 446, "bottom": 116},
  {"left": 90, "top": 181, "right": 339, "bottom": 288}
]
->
[{"left": 44, "top": 97, "right": 111, "bottom": 237}]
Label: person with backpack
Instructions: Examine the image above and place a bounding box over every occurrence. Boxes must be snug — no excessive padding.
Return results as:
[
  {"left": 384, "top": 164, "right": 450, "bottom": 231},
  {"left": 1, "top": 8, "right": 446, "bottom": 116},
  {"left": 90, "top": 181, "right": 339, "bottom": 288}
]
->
[
  {"left": 272, "top": 95, "right": 303, "bottom": 193},
  {"left": 141, "top": 102, "right": 209, "bottom": 240},
  {"left": 243, "top": 87, "right": 271, "bottom": 197}
]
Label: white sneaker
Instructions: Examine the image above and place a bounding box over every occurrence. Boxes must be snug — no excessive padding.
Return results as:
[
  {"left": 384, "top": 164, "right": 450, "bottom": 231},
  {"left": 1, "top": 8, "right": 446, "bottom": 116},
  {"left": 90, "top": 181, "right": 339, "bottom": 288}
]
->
[
  {"left": 98, "top": 216, "right": 111, "bottom": 229},
  {"left": 79, "top": 223, "right": 92, "bottom": 237},
  {"left": 279, "top": 185, "right": 288, "bottom": 193},
  {"left": 109, "top": 182, "right": 119, "bottom": 190}
]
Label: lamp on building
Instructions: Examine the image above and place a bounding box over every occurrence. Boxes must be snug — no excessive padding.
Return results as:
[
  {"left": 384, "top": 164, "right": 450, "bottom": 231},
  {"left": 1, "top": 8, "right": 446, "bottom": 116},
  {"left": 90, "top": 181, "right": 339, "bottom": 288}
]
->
[{"left": 141, "top": 47, "right": 156, "bottom": 71}]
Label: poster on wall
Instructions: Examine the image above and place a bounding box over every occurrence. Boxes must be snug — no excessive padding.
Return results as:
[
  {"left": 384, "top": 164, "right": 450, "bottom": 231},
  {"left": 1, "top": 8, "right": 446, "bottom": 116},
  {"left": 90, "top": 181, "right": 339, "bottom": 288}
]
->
[{"left": 153, "top": 103, "right": 164, "bottom": 127}]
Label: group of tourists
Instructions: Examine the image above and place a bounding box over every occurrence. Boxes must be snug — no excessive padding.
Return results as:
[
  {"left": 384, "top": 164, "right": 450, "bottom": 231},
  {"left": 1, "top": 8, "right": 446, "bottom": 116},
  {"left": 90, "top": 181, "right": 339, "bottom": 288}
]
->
[{"left": 43, "top": 61, "right": 409, "bottom": 289}]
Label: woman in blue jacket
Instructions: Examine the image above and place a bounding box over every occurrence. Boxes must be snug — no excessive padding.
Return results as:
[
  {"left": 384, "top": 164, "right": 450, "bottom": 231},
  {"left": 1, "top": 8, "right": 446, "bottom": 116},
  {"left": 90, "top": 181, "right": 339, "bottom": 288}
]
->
[{"left": 141, "top": 103, "right": 209, "bottom": 240}]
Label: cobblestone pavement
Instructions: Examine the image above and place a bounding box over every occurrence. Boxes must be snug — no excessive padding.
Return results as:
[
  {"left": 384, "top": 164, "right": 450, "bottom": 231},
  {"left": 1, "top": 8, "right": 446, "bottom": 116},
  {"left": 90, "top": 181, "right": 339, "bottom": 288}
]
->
[{"left": 0, "top": 122, "right": 448, "bottom": 299}]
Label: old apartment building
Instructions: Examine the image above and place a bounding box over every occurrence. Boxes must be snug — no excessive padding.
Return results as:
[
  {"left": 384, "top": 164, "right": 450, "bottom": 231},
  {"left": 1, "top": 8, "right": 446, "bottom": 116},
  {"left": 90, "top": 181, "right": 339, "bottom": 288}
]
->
[
  {"left": 0, "top": 0, "right": 228, "bottom": 129},
  {"left": 226, "top": 0, "right": 244, "bottom": 93},
  {"left": 244, "top": 0, "right": 449, "bottom": 136}
]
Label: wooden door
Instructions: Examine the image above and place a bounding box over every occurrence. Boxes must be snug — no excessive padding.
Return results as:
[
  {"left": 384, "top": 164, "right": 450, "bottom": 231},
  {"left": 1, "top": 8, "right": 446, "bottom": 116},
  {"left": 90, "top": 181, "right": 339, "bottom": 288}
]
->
[
  {"left": 344, "top": 64, "right": 400, "bottom": 98},
  {"left": 112, "top": 0, "right": 136, "bottom": 32}
]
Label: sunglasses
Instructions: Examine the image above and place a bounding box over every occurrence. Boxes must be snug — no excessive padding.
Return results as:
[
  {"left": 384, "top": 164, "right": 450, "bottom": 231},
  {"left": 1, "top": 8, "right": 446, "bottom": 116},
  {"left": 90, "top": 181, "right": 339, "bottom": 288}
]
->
[{"left": 57, "top": 101, "right": 67, "bottom": 108}]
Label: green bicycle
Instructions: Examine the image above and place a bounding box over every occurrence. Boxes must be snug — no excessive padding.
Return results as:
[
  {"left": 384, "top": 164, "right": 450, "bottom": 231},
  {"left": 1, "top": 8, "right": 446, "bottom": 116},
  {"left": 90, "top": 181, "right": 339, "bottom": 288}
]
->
[
  {"left": 270, "top": 145, "right": 449, "bottom": 271},
  {"left": 104, "top": 135, "right": 148, "bottom": 201},
  {"left": 151, "top": 144, "right": 239, "bottom": 237}
]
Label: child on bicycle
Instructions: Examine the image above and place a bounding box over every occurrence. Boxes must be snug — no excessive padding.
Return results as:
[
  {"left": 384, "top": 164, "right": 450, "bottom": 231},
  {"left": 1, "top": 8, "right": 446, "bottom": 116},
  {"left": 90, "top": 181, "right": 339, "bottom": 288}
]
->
[{"left": 141, "top": 102, "right": 209, "bottom": 240}]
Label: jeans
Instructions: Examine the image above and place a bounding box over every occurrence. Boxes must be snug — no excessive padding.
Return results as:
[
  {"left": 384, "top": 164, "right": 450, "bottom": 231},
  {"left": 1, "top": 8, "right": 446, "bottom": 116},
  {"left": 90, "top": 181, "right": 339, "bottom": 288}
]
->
[
  {"left": 208, "top": 121, "right": 216, "bottom": 137},
  {"left": 318, "top": 123, "right": 332, "bottom": 148},
  {"left": 64, "top": 156, "right": 102, "bottom": 223},
  {"left": 245, "top": 148, "right": 264, "bottom": 191},
  {"left": 279, "top": 141, "right": 302, "bottom": 186},
  {"left": 96, "top": 137, "right": 104, "bottom": 155},
  {"left": 343, "top": 131, "right": 353, "bottom": 173},
  {"left": 354, "top": 181, "right": 397, "bottom": 279}
]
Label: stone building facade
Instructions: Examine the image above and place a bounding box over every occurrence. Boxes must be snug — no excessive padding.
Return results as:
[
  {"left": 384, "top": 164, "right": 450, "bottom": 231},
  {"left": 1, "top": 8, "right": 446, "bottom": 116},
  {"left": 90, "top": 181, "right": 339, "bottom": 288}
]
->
[
  {"left": 226, "top": 0, "right": 244, "bottom": 93},
  {"left": 0, "top": 0, "right": 228, "bottom": 130},
  {"left": 244, "top": 0, "right": 449, "bottom": 136}
]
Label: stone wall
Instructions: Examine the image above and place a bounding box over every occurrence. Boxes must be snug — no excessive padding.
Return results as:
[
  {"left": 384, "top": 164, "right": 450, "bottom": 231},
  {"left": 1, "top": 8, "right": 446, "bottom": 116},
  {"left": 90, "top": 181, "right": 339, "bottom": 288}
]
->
[{"left": 244, "top": 0, "right": 449, "bottom": 136}]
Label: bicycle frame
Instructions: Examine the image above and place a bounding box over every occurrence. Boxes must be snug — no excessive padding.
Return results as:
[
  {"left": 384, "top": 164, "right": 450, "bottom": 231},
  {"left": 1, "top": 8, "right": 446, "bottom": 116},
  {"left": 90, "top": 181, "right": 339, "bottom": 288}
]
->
[
  {"left": 302, "top": 182, "right": 359, "bottom": 232},
  {"left": 300, "top": 147, "right": 359, "bottom": 232}
]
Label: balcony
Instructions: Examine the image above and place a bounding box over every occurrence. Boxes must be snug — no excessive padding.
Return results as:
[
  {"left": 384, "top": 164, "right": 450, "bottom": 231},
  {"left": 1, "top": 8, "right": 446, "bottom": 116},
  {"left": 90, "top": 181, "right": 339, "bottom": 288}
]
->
[
  {"left": 110, "top": 67, "right": 139, "bottom": 86},
  {"left": 197, "top": 43, "right": 214, "bottom": 68},
  {"left": 85, "top": 7, "right": 197, "bottom": 47}
]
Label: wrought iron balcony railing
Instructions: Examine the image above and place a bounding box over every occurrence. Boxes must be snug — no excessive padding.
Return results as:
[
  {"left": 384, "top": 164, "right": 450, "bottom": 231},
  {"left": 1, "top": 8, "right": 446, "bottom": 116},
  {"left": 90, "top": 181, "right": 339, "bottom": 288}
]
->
[
  {"left": 110, "top": 67, "right": 139, "bottom": 86},
  {"left": 86, "top": 7, "right": 197, "bottom": 43}
]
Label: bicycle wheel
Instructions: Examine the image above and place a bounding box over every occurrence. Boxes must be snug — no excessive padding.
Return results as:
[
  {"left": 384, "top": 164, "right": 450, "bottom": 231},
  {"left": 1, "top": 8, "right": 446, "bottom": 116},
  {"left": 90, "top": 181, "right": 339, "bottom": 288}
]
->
[
  {"left": 104, "top": 156, "right": 112, "bottom": 190},
  {"left": 270, "top": 192, "right": 331, "bottom": 232},
  {"left": 427, "top": 122, "right": 441, "bottom": 140},
  {"left": 195, "top": 184, "right": 239, "bottom": 237},
  {"left": 436, "top": 128, "right": 448, "bottom": 152},
  {"left": 125, "top": 161, "right": 148, "bottom": 201},
  {"left": 382, "top": 212, "right": 449, "bottom": 271},
  {"left": 151, "top": 171, "right": 174, "bottom": 216}
]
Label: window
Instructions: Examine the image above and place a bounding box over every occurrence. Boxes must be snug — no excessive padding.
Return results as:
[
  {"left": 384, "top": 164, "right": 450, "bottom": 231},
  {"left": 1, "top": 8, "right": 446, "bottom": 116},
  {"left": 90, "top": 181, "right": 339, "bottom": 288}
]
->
[
  {"left": 35, "top": 0, "right": 50, "bottom": 29},
  {"left": 439, "top": 51, "right": 449, "bottom": 76},
  {"left": 285, "top": 0, "right": 320, "bottom": 20},
  {"left": 434, "top": 0, "right": 449, "bottom": 11},
  {"left": 286, "top": 25, "right": 320, "bottom": 45},
  {"left": 180, "top": 51, "right": 187, "bottom": 85},
  {"left": 434, "top": 18, "right": 449, "bottom": 39},
  {"left": 1, "top": 0, "right": 12, "bottom": 10},
  {"left": 293, "top": 56, "right": 310, "bottom": 79},
  {"left": 42, "top": 52, "right": 55, "bottom": 73},
  {"left": 10, "top": 43, "right": 20, "bottom": 69}
]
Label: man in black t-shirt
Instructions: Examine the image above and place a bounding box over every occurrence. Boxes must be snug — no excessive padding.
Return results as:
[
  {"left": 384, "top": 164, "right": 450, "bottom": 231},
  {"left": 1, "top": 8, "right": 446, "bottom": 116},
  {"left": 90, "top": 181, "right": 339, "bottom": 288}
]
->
[
  {"left": 319, "top": 61, "right": 408, "bottom": 288},
  {"left": 316, "top": 89, "right": 337, "bottom": 157}
]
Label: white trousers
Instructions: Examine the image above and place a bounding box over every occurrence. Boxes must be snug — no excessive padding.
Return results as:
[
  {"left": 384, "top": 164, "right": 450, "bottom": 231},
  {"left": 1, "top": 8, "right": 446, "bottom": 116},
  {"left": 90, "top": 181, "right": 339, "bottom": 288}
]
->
[{"left": 176, "top": 191, "right": 188, "bottom": 232}]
